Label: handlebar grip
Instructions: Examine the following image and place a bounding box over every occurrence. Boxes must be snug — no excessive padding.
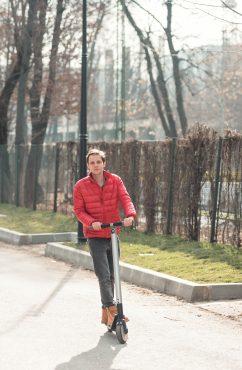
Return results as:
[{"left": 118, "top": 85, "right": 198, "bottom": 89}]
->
[{"left": 101, "top": 221, "right": 123, "bottom": 228}]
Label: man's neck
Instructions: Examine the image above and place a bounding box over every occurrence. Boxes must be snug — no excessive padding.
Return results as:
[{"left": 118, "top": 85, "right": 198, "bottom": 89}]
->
[{"left": 92, "top": 172, "right": 105, "bottom": 187}]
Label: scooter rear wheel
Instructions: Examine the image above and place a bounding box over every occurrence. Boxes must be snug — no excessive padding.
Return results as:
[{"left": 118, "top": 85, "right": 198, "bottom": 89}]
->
[{"left": 116, "top": 323, "right": 128, "bottom": 344}]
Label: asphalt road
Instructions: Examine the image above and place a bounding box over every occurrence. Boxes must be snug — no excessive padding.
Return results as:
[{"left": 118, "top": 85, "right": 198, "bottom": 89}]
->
[{"left": 0, "top": 242, "right": 242, "bottom": 370}]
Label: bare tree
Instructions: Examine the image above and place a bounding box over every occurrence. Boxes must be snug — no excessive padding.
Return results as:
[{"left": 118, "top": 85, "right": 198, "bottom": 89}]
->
[
  {"left": 0, "top": 0, "right": 37, "bottom": 202},
  {"left": 120, "top": 0, "right": 187, "bottom": 137},
  {"left": 24, "top": 0, "right": 65, "bottom": 206}
]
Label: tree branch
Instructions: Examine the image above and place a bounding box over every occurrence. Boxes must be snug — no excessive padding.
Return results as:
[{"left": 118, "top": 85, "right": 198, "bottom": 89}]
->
[{"left": 221, "top": 1, "right": 242, "bottom": 16}]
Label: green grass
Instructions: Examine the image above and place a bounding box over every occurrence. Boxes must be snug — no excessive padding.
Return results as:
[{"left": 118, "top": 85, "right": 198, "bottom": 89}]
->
[
  {"left": 1, "top": 203, "right": 242, "bottom": 283},
  {"left": 70, "top": 229, "right": 242, "bottom": 284},
  {"left": 0, "top": 203, "right": 76, "bottom": 233},
  {"left": 119, "top": 230, "right": 242, "bottom": 283}
]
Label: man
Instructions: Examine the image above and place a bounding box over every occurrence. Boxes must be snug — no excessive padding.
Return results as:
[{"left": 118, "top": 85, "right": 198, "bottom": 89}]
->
[{"left": 73, "top": 148, "right": 136, "bottom": 327}]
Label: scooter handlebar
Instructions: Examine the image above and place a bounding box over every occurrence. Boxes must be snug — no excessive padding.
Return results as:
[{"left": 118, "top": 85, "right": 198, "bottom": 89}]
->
[
  {"left": 101, "top": 221, "right": 123, "bottom": 229},
  {"left": 88, "top": 221, "right": 124, "bottom": 230}
]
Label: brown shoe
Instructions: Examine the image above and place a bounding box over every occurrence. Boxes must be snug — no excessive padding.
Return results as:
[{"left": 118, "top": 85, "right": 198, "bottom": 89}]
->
[
  {"left": 101, "top": 307, "right": 108, "bottom": 325},
  {"left": 106, "top": 305, "right": 129, "bottom": 327}
]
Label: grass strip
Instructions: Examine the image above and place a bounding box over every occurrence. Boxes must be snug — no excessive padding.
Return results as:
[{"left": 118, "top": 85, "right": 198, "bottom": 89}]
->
[
  {"left": 69, "top": 229, "right": 242, "bottom": 284},
  {"left": 1, "top": 204, "right": 242, "bottom": 283},
  {"left": 0, "top": 203, "right": 76, "bottom": 233}
]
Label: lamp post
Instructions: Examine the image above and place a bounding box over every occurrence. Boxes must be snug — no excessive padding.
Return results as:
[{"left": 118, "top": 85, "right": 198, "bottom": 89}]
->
[
  {"left": 78, "top": 0, "right": 88, "bottom": 243},
  {"left": 120, "top": 7, "right": 126, "bottom": 141}
]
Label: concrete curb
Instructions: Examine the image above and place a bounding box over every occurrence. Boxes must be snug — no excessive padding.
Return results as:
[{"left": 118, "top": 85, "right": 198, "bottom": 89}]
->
[
  {"left": 0, "top": 227, "right": 76, "bottom": 246},
  {"left": 45, "top": 242, "right": 242, "bottom": 302}
]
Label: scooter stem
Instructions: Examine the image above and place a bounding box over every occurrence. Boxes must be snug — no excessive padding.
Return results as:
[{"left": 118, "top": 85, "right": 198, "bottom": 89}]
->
[{"left": 111, "top": 227, "right": 122, "bottom": 304}]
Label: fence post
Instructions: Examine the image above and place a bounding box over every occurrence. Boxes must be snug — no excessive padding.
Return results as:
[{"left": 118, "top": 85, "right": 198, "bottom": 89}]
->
[
  {"left": 53, "top": 143, "right": 60, "bottom": 212},
  {"left": 166, "top": 138, "right": 176, "bottom": 235},
  {"left": 210, "top": 137, "right": 223, "bottom": 243},
  {"left": 130, "top": 141, "right": 139, "bottom": 207}
]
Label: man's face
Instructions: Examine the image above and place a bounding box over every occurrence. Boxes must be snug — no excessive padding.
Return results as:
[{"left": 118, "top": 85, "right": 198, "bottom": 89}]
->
[{"left": 87, "top": 154, "right": 105, "bottom": 175}]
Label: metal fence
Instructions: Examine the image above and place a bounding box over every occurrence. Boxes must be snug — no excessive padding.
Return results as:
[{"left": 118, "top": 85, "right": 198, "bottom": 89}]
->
[{"left": 0, "top": 133, "right": 242, "bottom": 246}]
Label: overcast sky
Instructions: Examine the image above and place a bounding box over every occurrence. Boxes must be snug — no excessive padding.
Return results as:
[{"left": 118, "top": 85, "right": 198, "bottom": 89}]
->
[
  {"left": 136, "top": 0, "right": 242, "bottom": 48},
  {"left": 172, "top": 0, "right": 242, "bottom": 47}
]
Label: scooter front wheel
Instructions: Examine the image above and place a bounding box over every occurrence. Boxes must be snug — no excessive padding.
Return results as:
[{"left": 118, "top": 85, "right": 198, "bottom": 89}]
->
[{"left": 116, "top": 323, "right": 128, "bottom": 344}]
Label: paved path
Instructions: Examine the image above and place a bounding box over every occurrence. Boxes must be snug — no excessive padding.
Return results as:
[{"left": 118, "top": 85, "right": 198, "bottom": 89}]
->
[{"left": 0, "top": 242, "right": 242, "bottom": 370}]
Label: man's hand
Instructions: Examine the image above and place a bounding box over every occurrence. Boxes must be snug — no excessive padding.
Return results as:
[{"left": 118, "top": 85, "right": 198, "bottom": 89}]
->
[
  {"left": 91, "top": 221, "right": 102, "bottom": 230},
  {"left": 123, "top": 217, "right": 134, "bottom": 227}
]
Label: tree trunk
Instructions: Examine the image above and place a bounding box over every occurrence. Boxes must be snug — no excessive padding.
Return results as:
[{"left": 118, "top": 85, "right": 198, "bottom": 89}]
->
[
  {"left": 0, "top": 54, "right": 22, "bottom": 202},
  {"left": 15, "top": 0, "right": 38, "bottom": 206},
  {"left": 0, "top": 52, "right": 22, "bottom": 145},
  {"left": 165, "top": 0, "right": 187, "bottom": 136},
  {"left": 15, "top": 0, "right": 37, "bottom": 146},
  {"left": 149, "top": 40, "right": 177, "bottom": 137},
  {"left": 143, "top": 46, "right": 171, "bottom": 137},
  {"left": 29, "top": 0, "right": 47, "bottom": 142},
  {"left": 24, "top": 0, "right": 64, "bottom": 207}
]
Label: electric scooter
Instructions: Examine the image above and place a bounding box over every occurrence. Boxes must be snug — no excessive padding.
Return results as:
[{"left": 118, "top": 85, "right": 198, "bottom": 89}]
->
[{"left": 100, "top": 221, "right": 128, "bottom": 344}]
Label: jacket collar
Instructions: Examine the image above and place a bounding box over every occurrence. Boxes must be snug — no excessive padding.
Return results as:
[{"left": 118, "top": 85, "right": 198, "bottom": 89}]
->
[{"left": 88, "top": 170, "right": 111, "bottom": 183}]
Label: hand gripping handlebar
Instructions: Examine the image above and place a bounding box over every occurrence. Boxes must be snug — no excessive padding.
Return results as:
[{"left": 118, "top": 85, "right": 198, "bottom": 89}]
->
[{"left": 100, "top": 221, "right": 123, "bottom": 229}]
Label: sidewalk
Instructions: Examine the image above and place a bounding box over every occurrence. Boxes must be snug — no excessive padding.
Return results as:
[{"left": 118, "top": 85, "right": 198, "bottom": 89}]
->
[
  {"left": 1, "top": 240, "right": 242, "bottom": 322},
  {"left": 1, "top": 240, "right": 242, "bottom": 370},
  {"left": 1, "top": 224, "right": 242, "bottom": 303},
  {"left": 197, "top": 300, "right": 242, "bottom": 323}
]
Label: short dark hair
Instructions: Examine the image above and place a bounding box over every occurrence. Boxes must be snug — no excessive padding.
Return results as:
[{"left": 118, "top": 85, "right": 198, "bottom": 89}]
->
[{"left": 86, "top": 148, "right": 106, "bottom": 163}]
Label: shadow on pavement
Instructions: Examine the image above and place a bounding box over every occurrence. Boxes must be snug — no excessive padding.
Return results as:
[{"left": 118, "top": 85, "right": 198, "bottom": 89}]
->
[
  {"left": 55, "top": 332, "right": 125, "bottom": 370},
  {"left": 31, "top": 267, "right": 77, "bottom": 316},
  {"left": 0, "top": 267, "right": 77, "bottom": 336}
]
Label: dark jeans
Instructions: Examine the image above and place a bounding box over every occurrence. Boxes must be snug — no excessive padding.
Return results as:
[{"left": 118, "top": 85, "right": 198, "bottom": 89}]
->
[{"left": 88, "top": 238, "right": 119, "bottom": 307}]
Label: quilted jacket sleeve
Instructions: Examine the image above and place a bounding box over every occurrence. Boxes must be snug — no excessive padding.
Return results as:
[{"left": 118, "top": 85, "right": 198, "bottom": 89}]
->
[
  {"left": 73, "top": 183, "right": 96, "bottom": 226},
  {"left": 117, "top": 177, "right": 136, "bottom": 218}
]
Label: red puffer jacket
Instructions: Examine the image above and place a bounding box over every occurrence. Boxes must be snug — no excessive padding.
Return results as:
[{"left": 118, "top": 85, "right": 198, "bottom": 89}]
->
[{"left": 73, "top": 170, "right": 136, "bottom": 238}]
